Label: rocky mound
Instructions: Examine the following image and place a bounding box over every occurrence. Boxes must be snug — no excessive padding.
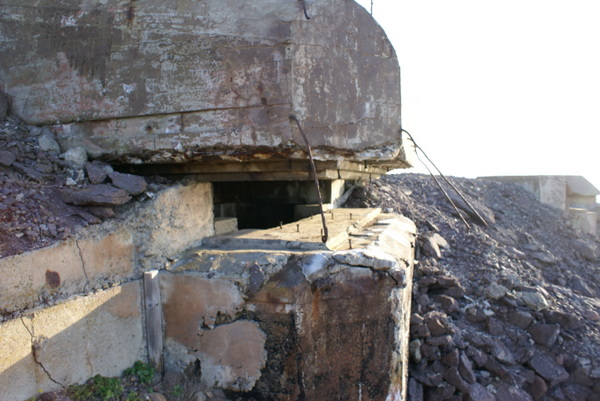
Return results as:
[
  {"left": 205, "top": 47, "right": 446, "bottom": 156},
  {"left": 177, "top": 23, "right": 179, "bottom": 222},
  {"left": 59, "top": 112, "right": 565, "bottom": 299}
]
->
[
  {"left": 346, "top": 173, "right": 600, "bottom": 401},
  {"left": 0, "top": 117, "right": 169, "bottom": 258}
]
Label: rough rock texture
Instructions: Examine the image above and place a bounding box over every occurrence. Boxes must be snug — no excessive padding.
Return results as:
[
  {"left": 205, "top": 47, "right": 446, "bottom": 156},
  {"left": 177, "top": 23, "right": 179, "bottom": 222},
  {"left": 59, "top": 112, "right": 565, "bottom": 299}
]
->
[
  {"left": 346, "top": 174, "right": 600, "bottom": 401},
  {"left": 0, "top": 0, "right": 409, "bottom": 166}
]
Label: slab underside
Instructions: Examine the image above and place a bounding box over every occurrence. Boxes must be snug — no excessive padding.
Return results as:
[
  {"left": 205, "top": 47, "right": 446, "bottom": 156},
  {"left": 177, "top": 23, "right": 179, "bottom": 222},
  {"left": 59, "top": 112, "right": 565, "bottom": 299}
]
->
[{"left": 122, "top": 158, "right": 407, "bottom": 182}]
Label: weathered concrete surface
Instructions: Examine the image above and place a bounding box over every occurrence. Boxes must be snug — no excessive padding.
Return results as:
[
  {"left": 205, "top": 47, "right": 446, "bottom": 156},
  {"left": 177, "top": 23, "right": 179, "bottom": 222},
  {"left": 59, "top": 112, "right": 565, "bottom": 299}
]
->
[
  {"left": 197, "top": 320, "right": 267, "bottom": 391},
  {"left": 163, "top": 211, "right": 417, "bottom": 400},
  {"left": 568, "top": 207, "right": 597, "bottom": 234},
  {"left": 0, "top": 282, "right": 145, "bottom": 401},
  {"left": 0, "top": 229, "right": 134, "bottom": 315},
  {"left": 0, "top": 0, "right": 409, "bottom": 166},
  {"left": 0, "top": 179, "right": 212, "bottom": 317},
  {"left": 483, "top": 175, "right": 599, "bottom": 233}
]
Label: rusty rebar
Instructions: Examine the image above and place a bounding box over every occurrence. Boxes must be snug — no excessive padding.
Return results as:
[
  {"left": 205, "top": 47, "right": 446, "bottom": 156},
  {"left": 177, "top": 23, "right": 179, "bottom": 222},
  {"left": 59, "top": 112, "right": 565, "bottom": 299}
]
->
[{"left": 289, "top": 115, "right": 328, "bottom": 242}]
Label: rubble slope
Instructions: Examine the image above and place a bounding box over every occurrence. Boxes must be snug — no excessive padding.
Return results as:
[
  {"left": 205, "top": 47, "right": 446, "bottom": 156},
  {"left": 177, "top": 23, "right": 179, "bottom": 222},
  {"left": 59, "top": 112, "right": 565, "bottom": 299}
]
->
[{"left": 346, "top": 173, "right": 600, "bottom": 401}]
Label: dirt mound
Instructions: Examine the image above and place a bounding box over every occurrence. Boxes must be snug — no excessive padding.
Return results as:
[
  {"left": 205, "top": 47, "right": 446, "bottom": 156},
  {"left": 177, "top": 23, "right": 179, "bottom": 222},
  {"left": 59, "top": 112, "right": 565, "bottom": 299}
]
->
[{"left": 346, "top": 173, "right": 600, "bottom": 400}]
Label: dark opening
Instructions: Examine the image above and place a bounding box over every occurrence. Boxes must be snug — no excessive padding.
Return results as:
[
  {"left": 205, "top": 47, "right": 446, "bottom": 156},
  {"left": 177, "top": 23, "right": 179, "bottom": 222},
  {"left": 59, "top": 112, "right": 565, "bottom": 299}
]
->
[{"left": 213, "top": 181, "right": 334, "bottom": 229}]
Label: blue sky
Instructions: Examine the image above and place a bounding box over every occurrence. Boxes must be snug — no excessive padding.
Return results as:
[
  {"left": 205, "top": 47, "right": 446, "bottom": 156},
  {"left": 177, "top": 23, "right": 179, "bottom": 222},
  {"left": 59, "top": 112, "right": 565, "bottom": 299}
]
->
[{"left": 354, "top": 0, "right": 600, "bottom": 192}]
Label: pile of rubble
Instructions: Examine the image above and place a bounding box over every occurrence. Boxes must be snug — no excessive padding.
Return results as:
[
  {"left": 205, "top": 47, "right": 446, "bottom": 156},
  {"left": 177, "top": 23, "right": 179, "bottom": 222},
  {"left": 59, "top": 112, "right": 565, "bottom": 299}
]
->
[
  {"left": 346, "top": 174, "right": 600, "bottom": 401},
  {"left": 0, "top": 117, "right": 164, "bottom": 258}
]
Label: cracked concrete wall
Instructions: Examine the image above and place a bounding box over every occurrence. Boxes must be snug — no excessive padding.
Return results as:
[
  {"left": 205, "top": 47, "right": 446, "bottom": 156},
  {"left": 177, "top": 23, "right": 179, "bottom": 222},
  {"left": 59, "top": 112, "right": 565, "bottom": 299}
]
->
[
  {"left": 161, "top": 215, "right": 416, "bottom": 400},
  {"left": 0, "top": 179, "right": 212, "bottom": 316},
  {"left": 0, "top": 180, "right": 213, "bottom": 400},
  {"left": 0, "top": 282, "right": 145, "bottom": 401},
  {"left": 0, "top": 0, "right": 406, "bottom": 165}
]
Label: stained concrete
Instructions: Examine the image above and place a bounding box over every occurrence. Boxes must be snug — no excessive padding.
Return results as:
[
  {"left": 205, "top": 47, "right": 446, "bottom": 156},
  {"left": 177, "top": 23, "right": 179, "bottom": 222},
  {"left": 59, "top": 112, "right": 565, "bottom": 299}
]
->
[
  {"left": 0, "top": 0, "right": 410, "bottom": 168},
  {"left": 163, "top": 209, "right": 417, "bottom": 400},
  {"left": 0, "top": 282, "right": 145, "bottom": 401},
  {"left": 0, "top": 179, "right": 213, "bottom": 315}
]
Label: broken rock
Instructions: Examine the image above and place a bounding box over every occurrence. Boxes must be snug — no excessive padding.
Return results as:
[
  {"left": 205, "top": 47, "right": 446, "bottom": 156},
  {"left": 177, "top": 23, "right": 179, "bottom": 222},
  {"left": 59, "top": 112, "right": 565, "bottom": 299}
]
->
[
  {"left": 108, "top": 171, "right": 147, "bottom": 196},
  {"left": 60, "top": 184, "right": 131, "bottom": 206}
]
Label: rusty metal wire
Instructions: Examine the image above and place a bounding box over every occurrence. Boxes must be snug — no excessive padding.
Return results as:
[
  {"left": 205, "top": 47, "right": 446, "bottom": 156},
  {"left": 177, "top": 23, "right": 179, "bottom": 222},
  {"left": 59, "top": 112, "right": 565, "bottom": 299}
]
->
[
  {"left": 403, "top": 129, "right": 489, "bottom": 228},
  {"left": 299, "top": 0, "right": 311, "bottom": 20},
  {"left": 289, "top": 115, "right": 328, "bottom": 242}
]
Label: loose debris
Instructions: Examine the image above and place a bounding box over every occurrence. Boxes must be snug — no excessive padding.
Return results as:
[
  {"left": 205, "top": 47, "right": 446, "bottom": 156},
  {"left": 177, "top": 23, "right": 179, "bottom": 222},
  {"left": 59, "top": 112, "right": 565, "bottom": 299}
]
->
[
  {"left": 0, "top": 117, "right": 167, "bottom": 259},
  {"left": 346, "top": 173, "right": 600, "bottom": 401}
]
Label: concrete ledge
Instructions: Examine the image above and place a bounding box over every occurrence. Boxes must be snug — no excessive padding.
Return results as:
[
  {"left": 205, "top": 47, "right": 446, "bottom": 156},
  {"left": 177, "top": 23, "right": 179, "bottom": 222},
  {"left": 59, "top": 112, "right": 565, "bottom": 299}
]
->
[{"left": 0, "top": 230, "right": 134, "bottom": 315}]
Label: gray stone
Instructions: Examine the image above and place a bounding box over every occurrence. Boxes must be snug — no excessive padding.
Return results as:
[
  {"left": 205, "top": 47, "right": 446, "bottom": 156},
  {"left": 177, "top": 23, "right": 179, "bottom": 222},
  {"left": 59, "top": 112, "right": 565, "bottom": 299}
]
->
[
  {"left": 85, "top": 162, "right": 109, "bottom": 184},
  {"left": 408, "top": 378, "right": 423, "bottom": 401},
  {"left": 60, "top": 146, "right": 88, "bottom": 169},
  {"left": 459, "top": 352, "right": 476, "bottom": 384},
  {"left": 495, "top": 383, "right": 534, "bottom": 401},
  {"left": 108, "top": 171, "right": 147, "bottom": 196},
  {"left": 570, "top": 276, "right": 595, "bottom": 297},
  {"left": 13, "top": 161, "right": 47, "bottom": 180},
  {"left": 527, "top": 353, "right": 569, "bottom": 385},
  {"left": 0, "top": 91, "right": 7, "bottom": 121},
  {"left": 571, "top": 239, "right": 597, "bottom": 261},
  {"left": 427, "top": 315, "right": 448, "bottom": 336},
  {"left": 466, "top": 345, "right": 488, "bottom": 368},
  {"left": 442, "top": 349, "right": 460, "bottom": 367},
  {"left": 528, "top": 324, "right": 560, "bottom": 347},
  {"left": 37, "top": 130, "right": 61, "bottom": 153},
  {"left": 466, "top": 383, "right": 495, "bottom": 401},
  {"left": 518, "top": 291, "right": 549, "bottom": 311},
  {"left": 508, "top": 310, "right": 534, "bottom": 329},
  {"left": 0, "top": 150, "right": 16, "bottom": 167},
  {"left": 409, "top": 339, "right": 422, "bottom": 363},
  {"left": 431, "top": 294, "right": 459, "bottom": 314},
  {"left": 491, "top": 340, "right": 516, "bottom": 365},
  {"left": 530, "top": 252, "right": 557, "bottom": 264},
  {"left": 485, "top": 283, "right": 508, "bottom": 300},
  {"left": 442, "top": 367, "right": 470, "bottom": 394},
  {"left": 60, "top": 184, "right": 131, "bottom": 206},
  {"left": 524, "top": 374, "right": 547, "bottom": 401}
]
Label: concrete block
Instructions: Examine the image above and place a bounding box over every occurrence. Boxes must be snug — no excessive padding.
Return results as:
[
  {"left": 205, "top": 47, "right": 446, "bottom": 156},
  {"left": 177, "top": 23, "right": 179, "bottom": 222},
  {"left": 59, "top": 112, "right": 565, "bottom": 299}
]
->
[
  {"left": 0, "top": 281, "right": 145, "bottom": 400},
  {"left": 0, "top": 230, "right": 135, "bottom": 314},
  {"left": 214, "top": 217, "right": 238, "bottom": 235},
  {"left": 136, "top": 181, "right": 213, "bottom": 269},
  {"left": 569, "top": 208, "right": 597, "bottom": 234},
  {"left": 0, "top": 0, "right": 407, "bottom": 167},
  {"left": 0, "top": 241, "right": 83, "bottom": 314}
]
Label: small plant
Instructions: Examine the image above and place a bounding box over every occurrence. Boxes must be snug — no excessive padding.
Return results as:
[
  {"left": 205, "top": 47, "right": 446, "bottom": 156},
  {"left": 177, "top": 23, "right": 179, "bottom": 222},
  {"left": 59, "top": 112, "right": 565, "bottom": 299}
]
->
[
  {"left": 125, "top": 392, "right": 142, "bottom": 401},
  {"left": 123, "top": 360, "right": 155, "bottom": 385},
  {"left": 67, "top": 374, "right": 123, "bottom": 401},
  {"left": 171, "top": 384, "right": 184, "bottom": 399}
]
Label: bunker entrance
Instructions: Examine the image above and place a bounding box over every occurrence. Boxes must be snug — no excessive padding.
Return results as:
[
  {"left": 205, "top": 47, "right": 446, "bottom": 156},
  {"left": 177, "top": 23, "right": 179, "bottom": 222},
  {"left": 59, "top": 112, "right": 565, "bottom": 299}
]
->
[{"left": 213, "top": 180, "right": 346, "bottom": 230}]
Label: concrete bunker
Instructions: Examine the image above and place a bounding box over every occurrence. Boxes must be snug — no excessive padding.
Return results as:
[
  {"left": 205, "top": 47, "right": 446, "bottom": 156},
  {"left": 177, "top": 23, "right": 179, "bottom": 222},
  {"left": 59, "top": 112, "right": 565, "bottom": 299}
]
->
[{"left": 0, "top": 0, "right": 419, "bottom": 399}]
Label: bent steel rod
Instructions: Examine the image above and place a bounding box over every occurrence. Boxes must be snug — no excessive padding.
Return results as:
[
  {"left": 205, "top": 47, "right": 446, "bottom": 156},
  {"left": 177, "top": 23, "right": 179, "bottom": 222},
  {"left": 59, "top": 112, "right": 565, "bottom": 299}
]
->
[{"left": 289, "top": 115, "right": 328, "bottom": 243}]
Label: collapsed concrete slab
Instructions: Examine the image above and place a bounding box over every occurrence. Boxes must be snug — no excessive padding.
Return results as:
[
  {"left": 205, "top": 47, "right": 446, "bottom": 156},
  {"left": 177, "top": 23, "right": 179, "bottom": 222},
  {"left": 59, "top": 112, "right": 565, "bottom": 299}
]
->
[
  {"left": 162, "top": 209, "right": 417, "bottom": 400},
  {"left": 0, "top": 0, "right": 413, "bottom": 174}
]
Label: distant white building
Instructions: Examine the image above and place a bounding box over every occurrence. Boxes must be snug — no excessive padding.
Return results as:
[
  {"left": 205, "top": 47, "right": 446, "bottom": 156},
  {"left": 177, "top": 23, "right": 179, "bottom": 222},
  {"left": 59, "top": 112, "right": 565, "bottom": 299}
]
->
[{"left": 482, "top": 175, "right": 599, "bottom": 234}]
